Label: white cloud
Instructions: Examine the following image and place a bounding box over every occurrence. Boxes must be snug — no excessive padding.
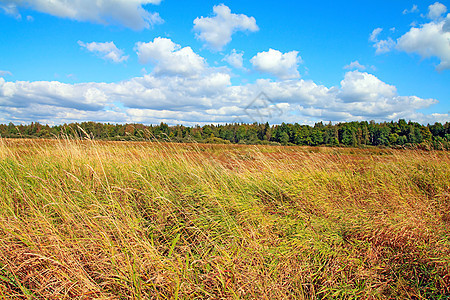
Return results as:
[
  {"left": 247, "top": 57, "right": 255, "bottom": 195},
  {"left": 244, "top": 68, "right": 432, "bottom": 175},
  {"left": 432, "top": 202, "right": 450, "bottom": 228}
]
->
[
  {"left": 135, "top": 37, "right": 207, "bottom": 76},
  {"left": 223, "top": 49, "right": 244, "bottom": 69},
  {"left": 109, "top": 73, "right": 231, "bottom": 110},
  {"left": 403, "top": 4, "right": 419, "bottom": 15},
  {"left": 0, "top": 70, "right": 13, "bottom": 77},
  {"left": 428, "top": 2, "right": 447, "bottom": 20},
  {"left": 374, "top": 38, "right": 396, "bottom": 54},
  {"left": 0, "top": 0, "right": 163, "bottom": 30},
  {"left": 344, "top": 61, "right": 367, "bottom": 71},
  {"left": 193, "top": 4, "right": 258, "bottom": 51},
  {"left": 369, "top": 28, "right": 395, "bottom": 54},
  {"left": 250, "top": 49, "right": 301, "bottom": 79},
  {"left": 339, "top": 71, "right": 397, "bottom": 103},
  {"left": 371, "top": 3, "right": 450, "bottom": 70},
  {"left": 369, "top": 28, "right": 383, "bottom": 42},
  {"left": 78, "top": 41, "right": 128, "bottom": 63},
  {"left": 396, "top": 17, "right": 450, "bottom": 70},
  {"left": 0, "top": 77, "right": 109, "bottom": 111},
  {"left": 444, "top": 14, "right": 450, "bottom": 32},
  {"left": 0, "top": 70, "right": 443, "bottom": 125}
]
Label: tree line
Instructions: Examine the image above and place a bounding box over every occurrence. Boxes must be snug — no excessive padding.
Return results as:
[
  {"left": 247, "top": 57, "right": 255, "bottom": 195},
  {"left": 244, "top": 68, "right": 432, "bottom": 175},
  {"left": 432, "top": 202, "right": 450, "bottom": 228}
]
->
[{"left": 1, "top": 120, "right": 449, "bottom": 149}]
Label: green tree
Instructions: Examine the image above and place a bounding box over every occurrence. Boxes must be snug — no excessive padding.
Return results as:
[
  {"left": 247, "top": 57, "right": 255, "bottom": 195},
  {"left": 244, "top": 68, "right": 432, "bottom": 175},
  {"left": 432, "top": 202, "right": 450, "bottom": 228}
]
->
[{"left": 279, "top": 132, "right": 289, "bottom": 145}]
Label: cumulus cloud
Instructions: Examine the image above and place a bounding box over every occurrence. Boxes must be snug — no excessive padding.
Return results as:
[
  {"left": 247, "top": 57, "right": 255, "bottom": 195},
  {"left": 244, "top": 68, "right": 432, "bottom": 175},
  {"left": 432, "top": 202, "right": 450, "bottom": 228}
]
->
[
  {"left": 78, "top": 41, "right": 128, "bottom": 63},
  {"left": 396, "top": 14, "right": 450, "bottom": 70},
  {"left": 109, "top": 73, "right": 231, "bottom": 110},
  {"left": 135, "top": 37, "right": 208, "bottom": 76},
  {"left": 0, "top": 31, "right": 443, "bottom": 125},
  {"left": 223, "top": 49, "right": 244, "bottom": 69},
  {"left": 251, "top": 49, "right": 301, "bottom": 79},
  {"left": 427, "top": 2, "right": 447, "bottom": 19},
  {"left": 262, "top": 72, "right": 437, "bottom": 123},
  {"left": 0, "top": 0, "right": 163, "bottom": 30},
  {"left": 444, "top": 14, "right": 450, "bottom": 32},
  {"left": 0, "top": 77, "right": 108, "bottom": 111},
  {"left": 369, "top": 28, "right": 395, "bottom": 54},
  {"left": 344, "top": 61, "right": 367, "bottom": 71},
  {"left": 374, "top": 38, "right": 396, "bottom": 54},
  {"left": 0, "top": 70, "right": 444, "bottom": 125},
  {"left": 370, "top": 3, "right": 450, "bottom": 70},
  {"left": 339, "top": 71, "right": 397, "bottom": 103},
  {"left": 193, "top": 4, "right": 258, "bottom": 51}
]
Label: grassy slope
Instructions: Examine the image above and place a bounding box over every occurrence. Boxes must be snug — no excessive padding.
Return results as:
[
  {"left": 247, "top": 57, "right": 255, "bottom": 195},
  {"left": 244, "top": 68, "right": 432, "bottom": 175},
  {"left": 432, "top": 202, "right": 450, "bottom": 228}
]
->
[{"left": 0, "top": 138, "right": 449, "bottom": 299}]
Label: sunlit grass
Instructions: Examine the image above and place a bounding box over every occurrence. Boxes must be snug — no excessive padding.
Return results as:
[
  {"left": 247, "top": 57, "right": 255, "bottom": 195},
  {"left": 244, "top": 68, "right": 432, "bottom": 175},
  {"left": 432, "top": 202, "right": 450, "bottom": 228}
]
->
[{"left": 0, "top": 138, "right": 449, "bottom": 299}]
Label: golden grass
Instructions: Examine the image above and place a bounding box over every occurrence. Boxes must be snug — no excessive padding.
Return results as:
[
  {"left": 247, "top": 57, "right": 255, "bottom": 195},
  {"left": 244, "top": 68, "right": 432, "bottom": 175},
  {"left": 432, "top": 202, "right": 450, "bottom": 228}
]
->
[{"left": 0, "top": 138, "right": 449, "bottom": 299}]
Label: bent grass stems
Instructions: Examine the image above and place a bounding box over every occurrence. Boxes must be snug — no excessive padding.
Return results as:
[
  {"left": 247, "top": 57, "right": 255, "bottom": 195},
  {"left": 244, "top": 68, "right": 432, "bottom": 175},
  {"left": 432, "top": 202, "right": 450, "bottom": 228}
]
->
[{"left": 0, "top": 137, "right": 448, "bottom": 299}]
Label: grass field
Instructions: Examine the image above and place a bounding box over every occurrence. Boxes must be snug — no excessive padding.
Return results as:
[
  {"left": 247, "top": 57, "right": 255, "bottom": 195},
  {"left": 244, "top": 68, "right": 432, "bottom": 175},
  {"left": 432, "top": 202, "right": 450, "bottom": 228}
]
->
[{"left": 0, "top": 138, "right": 449, "bottom": 299}]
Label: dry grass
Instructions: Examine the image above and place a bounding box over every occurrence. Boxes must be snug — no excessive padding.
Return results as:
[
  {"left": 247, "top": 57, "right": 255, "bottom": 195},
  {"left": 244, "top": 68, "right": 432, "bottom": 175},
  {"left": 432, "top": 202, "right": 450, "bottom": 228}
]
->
[{"left": 0, "top": 138, "right": 449, "bottom": 299}]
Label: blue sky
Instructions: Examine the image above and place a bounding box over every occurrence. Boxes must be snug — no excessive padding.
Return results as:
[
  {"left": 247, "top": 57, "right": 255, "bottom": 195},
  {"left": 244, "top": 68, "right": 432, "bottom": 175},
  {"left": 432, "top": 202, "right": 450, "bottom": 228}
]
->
[{"left": 0, "top": 0, "right": 449, "bottom": 125}]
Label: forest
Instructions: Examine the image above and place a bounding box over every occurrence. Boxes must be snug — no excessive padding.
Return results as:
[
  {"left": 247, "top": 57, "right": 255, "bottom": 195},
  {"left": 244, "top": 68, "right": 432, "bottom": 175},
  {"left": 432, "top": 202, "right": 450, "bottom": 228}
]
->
[{"left": 1, "top": 119, "right": 449, "bottom": 149}]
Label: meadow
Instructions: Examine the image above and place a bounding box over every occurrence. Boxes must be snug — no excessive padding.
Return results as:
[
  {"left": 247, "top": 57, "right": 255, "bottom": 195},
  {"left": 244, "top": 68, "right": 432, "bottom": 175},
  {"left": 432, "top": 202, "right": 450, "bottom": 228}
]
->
[{"left": 0, "top": 138, "right": 449, "bottom": 299}]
